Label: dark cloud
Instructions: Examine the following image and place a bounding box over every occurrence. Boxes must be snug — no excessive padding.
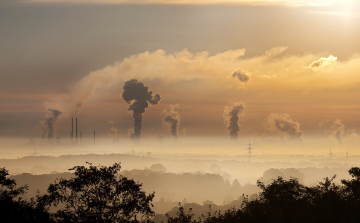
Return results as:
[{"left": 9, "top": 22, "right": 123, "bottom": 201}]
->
[
  {"left": 223, "top": 102, "right": 245, "bottom": 139},
  {"left": 162, "top": 104, "right": 180, "bottom": 138},
  {"left": 268, "top": 113, "right": 303, "bottom": 140},
  {"left": 122, "top": 79, "right": 161, "bottom": 139},
  {"left": 232, "top": 69, "right": 250, "bottom": 83}
]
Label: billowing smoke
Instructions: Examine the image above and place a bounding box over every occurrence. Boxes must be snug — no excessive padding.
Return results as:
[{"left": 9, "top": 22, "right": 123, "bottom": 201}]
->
[
  {"left": 309, "top": 55, "right": 337, "bottom": 70},
  {"left": 319, "top": 119, "right": 345, "bottom": 145},
  {"left": 332, "top": 119, "right": 345, "bottom": 145},
  {"left": 232, "top": 69, "right": 250, "bottom": 83},
  {"left": 223, "top": 102, "right": 245, "bottom": 139},
  {"left": 162, "top": 104, "right": 180, "bottom": 138},
  {"left": 108, "top": 127, "right": 119, "bottom": 139},
  {"left": 268, "top": 113, "right": 303, "bottom": 140},
  {"left": 40, "top": 108, "right": 62, "bottom": 139},
  {"left": 122, "top": 79, "right": 161, "bottom": 139}
]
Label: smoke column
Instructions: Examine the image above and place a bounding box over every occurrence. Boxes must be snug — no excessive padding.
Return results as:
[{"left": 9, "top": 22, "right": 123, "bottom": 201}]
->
[
  {"left": 223, "top": 102, "right": 245, "bottom": 139},
  {"left": 268, "top": 113, "right": 303, "bottom": 140},
  {"left": 162, "top": 104, "right": 180, "bottom": 138},
  {"left": 121, "top": 79, "right": 161, "bottom": 139},
  {"left": 41, "top": 109, "right": 62, "bottom": 139},
  {"left": 332, "top": 119, "right": 345, "bottom": 145},
  {"left": 109, "top": 127, "right": 120, "bottom": 139}
]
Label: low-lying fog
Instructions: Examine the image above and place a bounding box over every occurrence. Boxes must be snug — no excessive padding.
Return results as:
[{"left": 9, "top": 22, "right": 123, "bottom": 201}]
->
[{"left": 1, "top": 136, "right": 358, "bottom": 216}]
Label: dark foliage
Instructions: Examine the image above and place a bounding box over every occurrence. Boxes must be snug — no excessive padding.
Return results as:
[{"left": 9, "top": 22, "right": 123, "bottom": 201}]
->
[
  {"left": 165, "top": 167, "right": 360, "bottom": 223},
  {"left": 0, "top": 167, "right": 51, "bottom": 223},
  {"left": 3, "top": 164, "right": 360, "bottom": 223},
  {"left": 39, "top": 162, "right": 155, "bottom": 223}
]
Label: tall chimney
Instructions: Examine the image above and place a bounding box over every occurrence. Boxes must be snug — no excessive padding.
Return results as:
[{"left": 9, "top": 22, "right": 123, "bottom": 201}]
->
[
  {"left": 76, "top": 117, "right": 78, "bottom": 144},
  {"left": 71, "top": 117, "right": 73, "bottom": 139}
]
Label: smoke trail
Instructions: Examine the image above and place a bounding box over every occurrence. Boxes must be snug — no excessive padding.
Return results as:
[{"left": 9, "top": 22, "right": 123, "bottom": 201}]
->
[
  {"left": 223, "top": 102, "right": 245, "bottom": 139},
  {"left": 162, "top": 104, "right": 180, "bottom": 138},
  {"left": 332, "top": 119, "right": 345, "bottom": 145},
  {"left": 121, "top": 79, "right": 161, "bottom": 139},
  {"left": 268, "top": 113, "right": 303, "bottom": 140},
  {"left": 108, "top": 127, "right": 119, "bottom": 139},
  {"left": 40, "top": 108, "right": 62, "bottom": 139},
  {"left": 319, "top": 119, "right": 345, "bottom": 145}
]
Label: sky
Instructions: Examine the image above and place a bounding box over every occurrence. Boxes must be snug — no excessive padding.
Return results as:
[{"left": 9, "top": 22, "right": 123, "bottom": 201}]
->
[{"left": 1, "top": 0, "right": 360, "bottom": 142}]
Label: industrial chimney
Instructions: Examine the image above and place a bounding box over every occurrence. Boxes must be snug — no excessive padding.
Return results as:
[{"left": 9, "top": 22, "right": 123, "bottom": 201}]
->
[
  {"left": 71, "top": 117, "right": 74, "bottom": 140},
  {"left": 76, "top": 117, "right": 78, "bottom": 144}
]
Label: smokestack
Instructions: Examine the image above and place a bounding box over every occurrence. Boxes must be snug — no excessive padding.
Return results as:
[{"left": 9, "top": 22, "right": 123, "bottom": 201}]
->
[
  {"left": 72, "top": 117, "right": 74, "bottom": 139},
  {"left": 76, "top": 117, "right": 78, "bottom": 144},
  {"left": 94, "top": 130, "right": 96, "bottom": 145}
]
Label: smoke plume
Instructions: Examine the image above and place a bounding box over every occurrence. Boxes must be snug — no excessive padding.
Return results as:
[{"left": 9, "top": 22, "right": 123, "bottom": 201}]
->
[
  {"left": 309, "top": 55, "right": 337, "bottom": 70},
  {"left": 108, "top": 127, "right": 119, "bottom": 139},
  {"left": 268, "top": 113, "right": 303, "bottom": 140},
  {"left": 319, "top": 119, "right": 345, "bottom": 145},
  {"left": 122, "top": 79, "right": 161, "bottom": 139},
  {"left": 232, "top": 69, "right": 250, "bottom": 83},
  {"left": 223, "top": 102, "right": 245, "bottom": 139},
  {"left": 40, "top": 108, "right": 62, "bottom": 139},
  {"left": 332, "top": 119, "right": 345, "bottom": 145},
  {"left": 162, "top": 104, "right": 180, "bottom": 138}
]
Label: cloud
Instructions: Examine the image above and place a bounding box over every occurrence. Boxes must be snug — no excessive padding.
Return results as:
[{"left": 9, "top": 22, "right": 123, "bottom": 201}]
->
[
  {"left": 66, "top": 48, "right": 246, "bottom": 115},
  {"left": 309, "top": 55, "right": 337, "bottom": 70},
  {"left": 232, "top": 69, "right": 250, "bottom": 83},
  {"left": 45, "top": 47, "right": 360, "bottom": 124},
  {"left": 268, "top": 113, "right": 303, "bottom": 140},
  {"left": 162, "top": 104, "right": 180, "bottom": 138},
  {"left": 264, "top": 46, "right": 289, "bottom": 58},
  {"left": 19, "top": 0, "right": 336, "bottom": 6},
  {"left": 223, "top": 102, "right": 245, "bottom": 139}
]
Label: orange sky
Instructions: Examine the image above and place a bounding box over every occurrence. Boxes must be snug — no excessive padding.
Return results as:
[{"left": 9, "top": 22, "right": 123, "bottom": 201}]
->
[{"left": 0, "top": 1, "right": 360, "bottom": 142}]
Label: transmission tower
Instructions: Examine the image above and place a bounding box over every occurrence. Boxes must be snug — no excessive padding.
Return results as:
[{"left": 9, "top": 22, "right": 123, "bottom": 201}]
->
[{"left": 246, "top": 139, "right": 254, "bottom": 161}]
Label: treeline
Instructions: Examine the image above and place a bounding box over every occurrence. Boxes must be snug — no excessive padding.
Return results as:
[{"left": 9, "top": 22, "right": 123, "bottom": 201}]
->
[
  {"left": 165, "top": 168, "right": 360, "bottom": 223},
  {"left": 1, "top": 163, "right": 360, "bottom": 222}
]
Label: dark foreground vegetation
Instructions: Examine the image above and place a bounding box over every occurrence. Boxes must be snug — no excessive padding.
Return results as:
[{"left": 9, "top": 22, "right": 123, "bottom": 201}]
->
[{"left": 1, "top": 163, "right": 360, "bottom": 223}]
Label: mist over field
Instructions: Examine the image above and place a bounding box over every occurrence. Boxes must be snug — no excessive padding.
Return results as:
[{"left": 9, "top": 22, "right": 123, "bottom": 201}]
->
[{"left": 0, "top": 136, "right": 357, "bottom": 221}]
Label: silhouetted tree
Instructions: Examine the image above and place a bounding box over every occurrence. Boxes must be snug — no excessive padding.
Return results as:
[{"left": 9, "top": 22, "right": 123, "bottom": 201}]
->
[
  {"left": 0, "top": 167, "right": 51, "bottom": 223},
  {"left": 40, "top": 162, "right": 155, "bottom": 223},
  {"left": 164, "top": 168, "right": 360, "bottom": 223},
  {"left": 166, "top": 203, "right": 196, "bottom": 223}
]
